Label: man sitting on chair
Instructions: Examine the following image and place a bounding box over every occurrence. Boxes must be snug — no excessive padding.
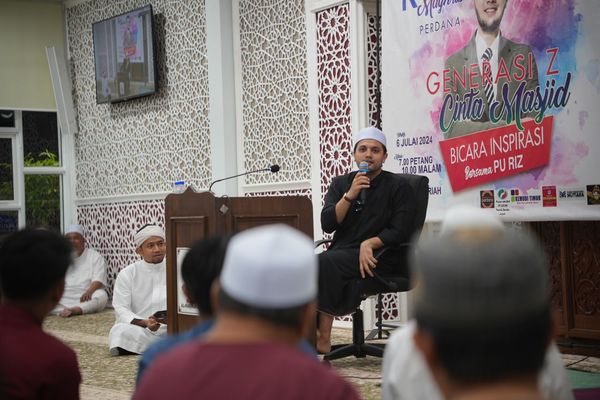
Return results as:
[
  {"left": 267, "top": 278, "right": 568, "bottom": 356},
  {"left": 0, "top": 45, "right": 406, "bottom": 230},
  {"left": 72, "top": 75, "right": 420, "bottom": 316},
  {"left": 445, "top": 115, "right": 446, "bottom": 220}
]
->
[
  {"left": 108, "top": 223, "right": 167, "bottom": 355},
  {"left": 53, "top": 224, "right": 109, "bottom": 317},
  {"left": 317, "top": 126, "right": 417, "bottom": 354}
]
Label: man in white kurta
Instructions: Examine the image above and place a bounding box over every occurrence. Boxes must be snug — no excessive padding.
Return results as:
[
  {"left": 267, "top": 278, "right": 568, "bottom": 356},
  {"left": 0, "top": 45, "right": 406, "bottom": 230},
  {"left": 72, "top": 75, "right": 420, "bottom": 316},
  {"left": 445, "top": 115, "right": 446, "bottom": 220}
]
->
[
  {"left": 108, "top": 224, "right": 167, "bottom": 356},
  {"left": 53, "top": 224, "right": 108, "bottom": 317},
  {"left": 381, "top": 206, "right": 573, "bottom": 400}
]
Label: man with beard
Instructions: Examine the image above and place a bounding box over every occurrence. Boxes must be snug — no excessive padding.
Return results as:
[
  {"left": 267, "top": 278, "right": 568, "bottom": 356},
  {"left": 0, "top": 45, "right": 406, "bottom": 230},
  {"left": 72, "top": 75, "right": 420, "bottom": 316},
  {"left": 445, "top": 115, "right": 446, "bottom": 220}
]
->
[
  {"left": 443, "top": 0, "right": 540, "bottom": 139},
  {"left": 317, "top": 127, "right": 417, "bottom": 353},
  {"left": 108, "top": 224, "right": 167, "bottom": 355},
  {"left": 53, "top": 224, "right": 108, "bottom": 317}
]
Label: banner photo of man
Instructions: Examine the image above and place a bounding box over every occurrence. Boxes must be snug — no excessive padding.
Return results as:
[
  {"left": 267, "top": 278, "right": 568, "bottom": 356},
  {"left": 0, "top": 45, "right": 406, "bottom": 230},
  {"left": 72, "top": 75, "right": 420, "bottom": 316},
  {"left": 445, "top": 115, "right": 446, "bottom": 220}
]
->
[{"left": 382, "top": 0, "right": 600, "bottom": 221}]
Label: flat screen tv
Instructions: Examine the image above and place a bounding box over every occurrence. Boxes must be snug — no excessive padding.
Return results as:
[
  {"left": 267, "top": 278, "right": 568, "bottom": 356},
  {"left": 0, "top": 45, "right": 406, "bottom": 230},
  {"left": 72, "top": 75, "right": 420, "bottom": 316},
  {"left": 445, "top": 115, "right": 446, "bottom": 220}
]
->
[{"left": 92, "top": 5, "right": 157, "bottom": 104}]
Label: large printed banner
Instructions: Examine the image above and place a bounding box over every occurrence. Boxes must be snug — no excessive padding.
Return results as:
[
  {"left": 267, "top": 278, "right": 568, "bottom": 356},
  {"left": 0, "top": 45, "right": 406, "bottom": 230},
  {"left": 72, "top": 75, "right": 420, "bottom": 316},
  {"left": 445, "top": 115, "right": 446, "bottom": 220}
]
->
[{"left": 382, "top": 0, "right": 600, "bottom": 221}]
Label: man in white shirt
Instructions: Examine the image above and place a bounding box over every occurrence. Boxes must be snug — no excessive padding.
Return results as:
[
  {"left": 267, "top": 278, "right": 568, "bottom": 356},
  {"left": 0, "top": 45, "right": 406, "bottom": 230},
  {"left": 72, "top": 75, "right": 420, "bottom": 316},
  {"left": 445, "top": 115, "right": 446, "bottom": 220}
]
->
[
  {"left": 108, "top": 224, "right": 167, "bottom": 356},
  {"left": 382, "top": 206, "right": 573, "bottom": 400},
  {"left": 53, "top": 224, "right": 108, "bottom": 317}
]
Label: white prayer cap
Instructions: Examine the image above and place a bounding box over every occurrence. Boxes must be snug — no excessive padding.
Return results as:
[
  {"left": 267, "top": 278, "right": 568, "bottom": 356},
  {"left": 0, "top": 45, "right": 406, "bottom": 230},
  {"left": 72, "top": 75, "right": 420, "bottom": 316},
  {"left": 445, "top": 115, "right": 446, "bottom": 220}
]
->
[
  {"left": 65, "top": 224, "right": 84, "bottom": 237},
  {"left": 220, "top": 224, "right": 317, "bottom": 309},
  {"left": 134, "top": 224, "right": 165, "bottom": 248},
  {"left": 354, "top": 126, "right": 387, "bottom": 149},
  {"left": 440, "top": 205, "right": 505, "bottom": 237}
]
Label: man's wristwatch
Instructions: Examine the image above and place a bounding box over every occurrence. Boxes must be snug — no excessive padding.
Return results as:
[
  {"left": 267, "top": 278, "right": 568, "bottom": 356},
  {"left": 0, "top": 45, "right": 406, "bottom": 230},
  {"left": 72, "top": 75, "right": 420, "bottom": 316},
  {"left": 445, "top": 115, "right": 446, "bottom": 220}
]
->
[{"left": 343, "top": 192, "right": 353, "bottom": 203}]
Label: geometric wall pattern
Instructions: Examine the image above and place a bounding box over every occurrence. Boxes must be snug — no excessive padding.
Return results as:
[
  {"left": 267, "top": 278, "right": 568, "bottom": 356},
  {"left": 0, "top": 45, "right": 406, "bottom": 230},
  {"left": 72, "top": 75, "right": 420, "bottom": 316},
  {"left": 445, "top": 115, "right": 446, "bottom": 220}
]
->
[
  {"left": 66, "top": 0, "right": 212, "bottom": 198},
  {"left": 367, "top": 12, "right": 401, "bottom": 323},
  {"left": 77, "top": 199, "right": 165, "bottom": 296},
  {"left": 316, "top": 4, "right": 353, "bottom": 206},
  {"left": 316, "top": 4, "right": 353, "bottom": 323},
  {"left": 237, "top": 0, "right": 311, "bottom": 185},
  {"left": 315, "top": 6, "right": 401, "bottom": 324},
  {"left": 65, "top": 1, "right": 402, "bottom": 326},
  {"left": 367, "top": 13, "right": 381, "bottom": 129},
  {"left": 245, "top": 189, "right": 312, "bottom": 198}
]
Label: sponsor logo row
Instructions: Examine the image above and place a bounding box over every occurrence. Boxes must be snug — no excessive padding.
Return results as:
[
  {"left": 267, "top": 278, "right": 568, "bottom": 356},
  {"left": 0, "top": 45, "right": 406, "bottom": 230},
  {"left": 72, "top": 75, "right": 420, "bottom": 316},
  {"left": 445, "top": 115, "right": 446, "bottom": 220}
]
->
[{"left": 480, "top": 185, "right": 600, "bottom": 208}]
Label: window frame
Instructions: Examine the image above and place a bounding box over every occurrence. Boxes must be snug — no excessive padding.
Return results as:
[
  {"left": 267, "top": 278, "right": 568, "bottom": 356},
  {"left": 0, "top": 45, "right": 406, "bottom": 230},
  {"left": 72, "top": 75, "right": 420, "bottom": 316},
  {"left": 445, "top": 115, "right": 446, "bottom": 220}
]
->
[{"left": 0, "top": 110, "right": 71, "bottom": 231}]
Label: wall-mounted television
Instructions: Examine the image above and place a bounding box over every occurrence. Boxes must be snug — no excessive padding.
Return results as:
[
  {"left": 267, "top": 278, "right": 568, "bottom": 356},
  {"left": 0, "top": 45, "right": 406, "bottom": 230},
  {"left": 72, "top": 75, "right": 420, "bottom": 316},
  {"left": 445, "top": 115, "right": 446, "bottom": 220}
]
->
[{"left": 92, "top": 5, "right": 157, "bottom": 104}]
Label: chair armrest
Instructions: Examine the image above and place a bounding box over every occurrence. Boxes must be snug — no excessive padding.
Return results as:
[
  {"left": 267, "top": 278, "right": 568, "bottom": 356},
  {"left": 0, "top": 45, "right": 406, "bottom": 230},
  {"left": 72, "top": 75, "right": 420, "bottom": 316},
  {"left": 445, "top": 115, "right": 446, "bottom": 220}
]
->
[
  {"left": 371, "top": 241, "right": 413, "bottom": 291},
  {"left": 316, "top": 239, "right": 411, "bottom": 292},
  {"left": 371, "top": 270, "right": 399, "bottom": 291},
  {"left": 373, "top": 241, "right": 411, "bottom": 258},
  {"left": 316, "top": 240, "right": 411, "bottom": 258}
]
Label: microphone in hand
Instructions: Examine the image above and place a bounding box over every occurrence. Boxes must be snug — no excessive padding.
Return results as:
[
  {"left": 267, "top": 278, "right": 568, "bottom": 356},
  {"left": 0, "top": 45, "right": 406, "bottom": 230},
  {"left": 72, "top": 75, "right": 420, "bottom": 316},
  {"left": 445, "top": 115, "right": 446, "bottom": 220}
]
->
[{"left": 358, "top": 161, "right": 369, "bottom": 205}]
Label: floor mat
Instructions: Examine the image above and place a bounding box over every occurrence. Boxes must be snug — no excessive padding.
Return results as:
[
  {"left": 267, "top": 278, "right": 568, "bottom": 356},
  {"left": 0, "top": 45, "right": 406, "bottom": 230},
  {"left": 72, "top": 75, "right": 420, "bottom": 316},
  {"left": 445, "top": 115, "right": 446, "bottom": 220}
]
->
[{"left": 567, "top": 369, "right": 600, "bottom": 389}]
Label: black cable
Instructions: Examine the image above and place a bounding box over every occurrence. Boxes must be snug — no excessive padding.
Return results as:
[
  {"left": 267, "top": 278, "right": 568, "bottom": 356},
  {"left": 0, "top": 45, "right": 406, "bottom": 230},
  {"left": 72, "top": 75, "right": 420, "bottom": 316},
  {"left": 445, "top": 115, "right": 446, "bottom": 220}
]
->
[{"left": 565, "top": 356, "right": 589, "bottom": 369}]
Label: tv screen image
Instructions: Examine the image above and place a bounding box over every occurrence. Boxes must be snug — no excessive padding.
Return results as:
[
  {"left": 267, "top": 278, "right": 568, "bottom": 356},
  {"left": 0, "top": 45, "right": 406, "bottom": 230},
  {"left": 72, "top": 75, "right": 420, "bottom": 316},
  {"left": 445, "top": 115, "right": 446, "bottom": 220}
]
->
[{"left": 92, "top": 5, "right": 156, "bottom": 104}]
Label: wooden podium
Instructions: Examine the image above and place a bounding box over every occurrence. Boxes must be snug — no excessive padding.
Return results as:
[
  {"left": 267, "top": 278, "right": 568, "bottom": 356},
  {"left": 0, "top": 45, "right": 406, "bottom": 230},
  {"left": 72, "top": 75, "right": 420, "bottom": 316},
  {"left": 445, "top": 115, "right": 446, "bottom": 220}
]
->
[{"left": 164, "top": 189, "right": 313, "bottom": 334}]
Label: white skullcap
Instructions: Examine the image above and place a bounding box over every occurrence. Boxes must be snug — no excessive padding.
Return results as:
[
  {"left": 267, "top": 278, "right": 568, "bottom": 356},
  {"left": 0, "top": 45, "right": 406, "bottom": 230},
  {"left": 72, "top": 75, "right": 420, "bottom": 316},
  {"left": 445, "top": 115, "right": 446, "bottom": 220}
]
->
[
  {"left": 354, "top": 126, "right": 387, "bottom": 148},
  {"left": 220, "top": 224, "right": 317, "bottom": 309},
  {"left": 440, "top": 205, "right": 504, "bottom": 236},
  {"left": 65, "top": 224, "right": 84, "bottom": 237},
  {"left": 134, "top": 224, "right": 165, "bottom": 248}
]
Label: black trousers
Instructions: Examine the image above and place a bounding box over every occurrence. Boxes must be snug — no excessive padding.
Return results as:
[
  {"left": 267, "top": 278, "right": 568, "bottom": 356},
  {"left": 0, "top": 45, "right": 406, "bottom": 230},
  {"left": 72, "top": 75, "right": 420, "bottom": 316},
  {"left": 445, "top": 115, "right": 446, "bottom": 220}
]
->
[{"left": 317, "top": 247, "right": 408, "bottom": 316}]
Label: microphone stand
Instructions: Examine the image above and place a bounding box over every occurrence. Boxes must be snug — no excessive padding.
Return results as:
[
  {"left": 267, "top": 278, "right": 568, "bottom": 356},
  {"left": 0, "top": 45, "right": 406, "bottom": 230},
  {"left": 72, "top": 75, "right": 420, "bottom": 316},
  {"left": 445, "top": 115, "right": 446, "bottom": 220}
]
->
[{"left": 208, "top": 166, "right": 278, "bottom": 192}]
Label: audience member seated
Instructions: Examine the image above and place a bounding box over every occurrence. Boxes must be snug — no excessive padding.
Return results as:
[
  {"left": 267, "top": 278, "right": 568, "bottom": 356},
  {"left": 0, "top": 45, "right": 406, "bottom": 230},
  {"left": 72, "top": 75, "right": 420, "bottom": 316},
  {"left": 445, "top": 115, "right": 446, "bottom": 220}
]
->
[
  {"left": 137, "top": 233, "right": 318, "bottom": 384},
  {"left": 382, "top": 206, "right": 573, "bottom": 400},
  {"left": 0, "top": 229, "right": 81, "bottom": 399},
  {"left": 108, "top": 224, "right": 167, "bottom": 355},
  {"left": 52, "top": 224, "right": 109, "bottom": 317},
  {"left": 317, "top": 126, "right": 417, "bottom": 354},
  {"left": 136, "top": 235, "right": 229, "bottom": 383},
  {"left": 134, "top": 224, "right": 360, "bottom": 400},
  {"left": 383, "top": 206, "right": 572, "bottom": 400},
  {"left": 405, "top": 212, "right": 557, "bottom": 400}
]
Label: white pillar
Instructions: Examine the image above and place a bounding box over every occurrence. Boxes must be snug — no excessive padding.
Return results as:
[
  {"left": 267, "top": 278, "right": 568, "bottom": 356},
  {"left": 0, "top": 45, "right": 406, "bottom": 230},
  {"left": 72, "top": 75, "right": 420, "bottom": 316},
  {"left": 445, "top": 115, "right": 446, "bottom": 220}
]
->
[{"left": 206, "top": 0, "right": 238, "bottom": 196}]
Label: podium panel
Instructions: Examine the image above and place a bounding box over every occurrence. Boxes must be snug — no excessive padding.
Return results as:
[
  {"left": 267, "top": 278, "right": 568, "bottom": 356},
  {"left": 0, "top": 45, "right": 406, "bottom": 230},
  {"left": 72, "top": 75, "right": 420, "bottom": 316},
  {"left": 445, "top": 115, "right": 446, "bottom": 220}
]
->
[{"left": 165, "top": 189, "right": 313, "bottom": 334}]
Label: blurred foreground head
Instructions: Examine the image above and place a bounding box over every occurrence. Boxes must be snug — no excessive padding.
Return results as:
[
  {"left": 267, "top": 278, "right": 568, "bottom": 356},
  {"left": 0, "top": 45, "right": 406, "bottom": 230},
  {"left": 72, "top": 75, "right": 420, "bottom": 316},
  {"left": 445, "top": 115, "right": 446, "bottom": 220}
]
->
[
  {"left": 0, "top": 229, "right": 72, "bottom": 303},
  {"left": 181, "top": 235, "right": 230, "bottom": 316},
  {"left": 412, "top": 206, "right": 552, "bottom": 385},
  {"left": 219, "top": 224, "right": 317, "bottom": 330}
]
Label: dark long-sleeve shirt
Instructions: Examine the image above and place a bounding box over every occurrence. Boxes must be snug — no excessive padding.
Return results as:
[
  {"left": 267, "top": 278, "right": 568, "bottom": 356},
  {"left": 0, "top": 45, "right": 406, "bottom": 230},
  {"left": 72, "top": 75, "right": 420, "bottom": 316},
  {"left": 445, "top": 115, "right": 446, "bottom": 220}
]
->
[
  {"left": 0, "top": 305, "right": 81, "bottom": 399},
  {"left": 321, "top": 170, "right": 417, "bottom": 250}
]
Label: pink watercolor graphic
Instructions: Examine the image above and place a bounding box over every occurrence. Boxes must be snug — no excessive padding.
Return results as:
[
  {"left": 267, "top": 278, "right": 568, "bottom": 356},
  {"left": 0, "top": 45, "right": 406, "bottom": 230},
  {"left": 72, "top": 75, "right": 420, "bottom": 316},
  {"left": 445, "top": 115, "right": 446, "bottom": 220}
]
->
[
  {"left": 383, "top": 0, "right": 599, "bottom": 220},
  {"left": 412, "top": 0, "right": 582, "bottom": 191}
]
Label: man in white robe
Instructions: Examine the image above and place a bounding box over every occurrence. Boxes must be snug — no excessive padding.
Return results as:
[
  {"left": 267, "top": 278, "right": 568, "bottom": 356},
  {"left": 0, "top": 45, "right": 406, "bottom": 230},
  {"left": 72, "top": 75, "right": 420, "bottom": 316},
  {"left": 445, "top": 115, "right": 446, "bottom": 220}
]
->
[
  {"left": 108, "top": 224, "right": 167, "bottom": 356},
  {"left": 53, "top": 224, "right": 109, "bottom": 317}
]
